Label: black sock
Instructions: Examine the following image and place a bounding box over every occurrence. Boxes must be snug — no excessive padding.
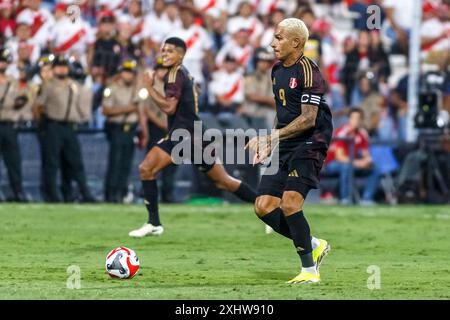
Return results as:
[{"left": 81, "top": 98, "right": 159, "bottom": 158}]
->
[
  {"left": 142, "top": 180, "right": 161, "bottom": 226},
  {"left": 260, "top": 208, "right": 292, "bottom": 239},
  {"left": 234, "top": 182, "right": 257, "bottom": 203},
  {"left": 285, "top": 211, "right": 314, "bottom": 268}
]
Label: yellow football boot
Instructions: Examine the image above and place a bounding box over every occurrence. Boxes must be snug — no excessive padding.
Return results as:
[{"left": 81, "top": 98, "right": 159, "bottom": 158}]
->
[
  {"left": 313, "top": 239, "right": 331, "bottom": 271},
  {"left": 287, "top": 271, "right": 320, "bottom": 284}
]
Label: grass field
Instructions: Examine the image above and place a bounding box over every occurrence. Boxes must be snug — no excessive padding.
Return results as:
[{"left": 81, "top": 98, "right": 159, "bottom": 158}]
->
[{"left": 0, "top": 203, "right": 449, "bottom": 300}]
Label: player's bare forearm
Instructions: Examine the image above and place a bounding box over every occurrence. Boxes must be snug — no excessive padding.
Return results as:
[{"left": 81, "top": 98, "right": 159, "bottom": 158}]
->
[
  {"left": 274, "top": 104, "right": 318, "bottom": 141},
  {"left": 147, "top": 86, "right": 177, "bottom": 115}
]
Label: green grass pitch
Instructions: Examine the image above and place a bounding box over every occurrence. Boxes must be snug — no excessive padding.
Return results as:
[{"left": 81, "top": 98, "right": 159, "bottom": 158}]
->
[{"left": 0, "top": 203, "right": 449, "bottom": 300}]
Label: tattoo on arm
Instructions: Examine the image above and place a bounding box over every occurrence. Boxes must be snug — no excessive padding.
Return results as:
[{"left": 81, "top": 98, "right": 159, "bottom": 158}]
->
[{"left": 277, "top": 104, "right": 318, "bottom": 141}]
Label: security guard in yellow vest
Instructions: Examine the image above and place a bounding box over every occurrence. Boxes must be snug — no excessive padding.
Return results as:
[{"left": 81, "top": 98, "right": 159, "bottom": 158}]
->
[
  {"left": 35, "top": 55, "right": 94, "bottom": 203},
  {"left": 102, "top": 60, "right": 148, "bottom": 203},
  {"left": 0, "top": 48, "right": 27, "bottom": 202}
]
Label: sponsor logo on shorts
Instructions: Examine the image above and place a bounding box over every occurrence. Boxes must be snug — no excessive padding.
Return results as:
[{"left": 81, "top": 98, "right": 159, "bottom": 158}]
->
[{"left": 289, "top": 170, "right": 299, "bottom": 178}]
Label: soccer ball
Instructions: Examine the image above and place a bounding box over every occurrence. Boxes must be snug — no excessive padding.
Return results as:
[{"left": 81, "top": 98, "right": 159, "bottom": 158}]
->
[{"left": 105, "top": 247, "right": 140, "bottom": 279}]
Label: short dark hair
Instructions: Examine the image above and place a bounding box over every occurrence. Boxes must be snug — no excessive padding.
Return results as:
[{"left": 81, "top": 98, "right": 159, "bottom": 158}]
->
[
  {"left": 349, "top": 107, "right": 364, "bottom": 119},
  {"left": 164, "top": 37, "right": 187, "bottom": 52}
]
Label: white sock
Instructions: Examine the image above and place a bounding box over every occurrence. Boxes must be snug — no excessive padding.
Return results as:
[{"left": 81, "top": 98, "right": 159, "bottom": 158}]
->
[
  {"left": 311, "top": 236, "right": 320, "bottom": 250},
  {"left": 302, "top": 266, "right": 318, "bottom": 275}
]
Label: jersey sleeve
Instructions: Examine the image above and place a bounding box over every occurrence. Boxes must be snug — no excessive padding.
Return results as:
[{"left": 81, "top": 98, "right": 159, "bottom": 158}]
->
[
  {"left": 298, "top": 58, "right": 327, "bottom": 107},
  {"left": 165, "top": 67, "right": 185, "bottom": 100}
]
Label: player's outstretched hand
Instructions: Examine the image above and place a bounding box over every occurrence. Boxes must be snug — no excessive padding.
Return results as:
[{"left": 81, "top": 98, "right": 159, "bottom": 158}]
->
[{"left": 245, "top": 135, "right": 273, "bottom": 166}]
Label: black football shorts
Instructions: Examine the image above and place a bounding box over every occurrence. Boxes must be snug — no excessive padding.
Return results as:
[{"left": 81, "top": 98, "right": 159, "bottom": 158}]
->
[
  {"left": 258, "top": 142, "right": 328, "bottom": 199},
  {"left": 155, "top": 134, "right": 216, "bottom": 173}
]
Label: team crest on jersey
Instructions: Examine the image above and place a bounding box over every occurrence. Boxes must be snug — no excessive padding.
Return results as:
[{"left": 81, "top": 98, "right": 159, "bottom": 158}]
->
[{"left": 289, "top": 78, "right": 297, "bottom": 89}]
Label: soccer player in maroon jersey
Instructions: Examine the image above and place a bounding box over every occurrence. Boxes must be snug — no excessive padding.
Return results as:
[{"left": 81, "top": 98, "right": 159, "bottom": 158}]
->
[{"left": 129, "top": 37, "right": 257, "bottom": 237}]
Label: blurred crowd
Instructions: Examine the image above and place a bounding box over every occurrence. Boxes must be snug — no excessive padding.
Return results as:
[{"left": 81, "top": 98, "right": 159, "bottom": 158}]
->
[
  {"left": 0, "top": 0, "right": 450, "bottom": 204},
  {"left": 0, "top": 0, "right": 448, "bottom": 133}
]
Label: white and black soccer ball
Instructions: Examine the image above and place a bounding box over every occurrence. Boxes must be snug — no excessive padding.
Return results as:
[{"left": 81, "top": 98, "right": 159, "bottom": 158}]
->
[{"left": 105, "top": 247, "right": 140, "bottom": 279}]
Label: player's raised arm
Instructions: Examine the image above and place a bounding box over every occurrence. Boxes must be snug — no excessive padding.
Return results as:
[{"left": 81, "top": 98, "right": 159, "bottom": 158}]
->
[{"left": 142, "top": 69, "right": 178, "bottom": 116}]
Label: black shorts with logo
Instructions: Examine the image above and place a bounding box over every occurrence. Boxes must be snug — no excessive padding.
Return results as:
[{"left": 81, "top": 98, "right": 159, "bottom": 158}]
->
[
  {"left": 258, "top": 141, "right": 328, "bottom": 199},
  {"left": 155, "top": 133, "right": 216, "bottom": 173}
]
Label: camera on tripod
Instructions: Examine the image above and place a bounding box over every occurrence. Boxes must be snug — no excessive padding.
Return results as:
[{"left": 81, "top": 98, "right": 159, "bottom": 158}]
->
[{"left": 414, "top": 71, "right": 448, "bottom": 130}]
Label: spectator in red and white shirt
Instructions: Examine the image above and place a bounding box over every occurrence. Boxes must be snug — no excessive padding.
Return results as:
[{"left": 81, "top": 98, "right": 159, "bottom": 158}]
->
[
  {"left": 420, "top": 0, "right": 450, "bottom": 70},
  {"left": 167, "top": 4, "right": 214, "bottom": 87},
  {"left": 49, "top": 3, "right": 94, "bottom": 67},
  {"left": 324, "top": 108, "right": 381, "bottom": 205},
  {"left": 227, "top": 0, "right": 263, "bottom": 46},
  {"left": 16, "top": 0, "right": 54, "bottom": 50},
  {"left": 228, "top": 0, "right": 258, "bottom": 16},
  {"left": 256, "top": 0, "right": 296, "bottom": 16},
  {"left": 143, "top": 0, "right": 181, "bottom": 51},
  {"left": 209, "top": 54, "right": 249, "bottom": 130},
  {"left": 6, "top": 12, "right": 40, "bottom": 67},
  {"left": 97, "top": 0, "right": 128, "bottom": 16},
  {"left": 193, "top": 0, "right": 227, "bottom": 43},
  {"left": 122, "top": 0, "right": 146, "bottom": 45},
  {"left": 0, "top": 0, "right": 16, "bottom": 43},
  {"left": 216, "top": 28, "right": 253, "bottom": 72},
  {"left": 194, "top": 0, "right": 227, "bottom": 19},
  {"left": 260, "top": 6, "right": 286, "bottom": 49}
]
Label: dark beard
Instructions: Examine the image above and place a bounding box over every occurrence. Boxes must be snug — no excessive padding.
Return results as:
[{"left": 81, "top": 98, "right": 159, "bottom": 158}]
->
[{"left": 55, "top": 74, "right": 68, "bottom": 80}]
